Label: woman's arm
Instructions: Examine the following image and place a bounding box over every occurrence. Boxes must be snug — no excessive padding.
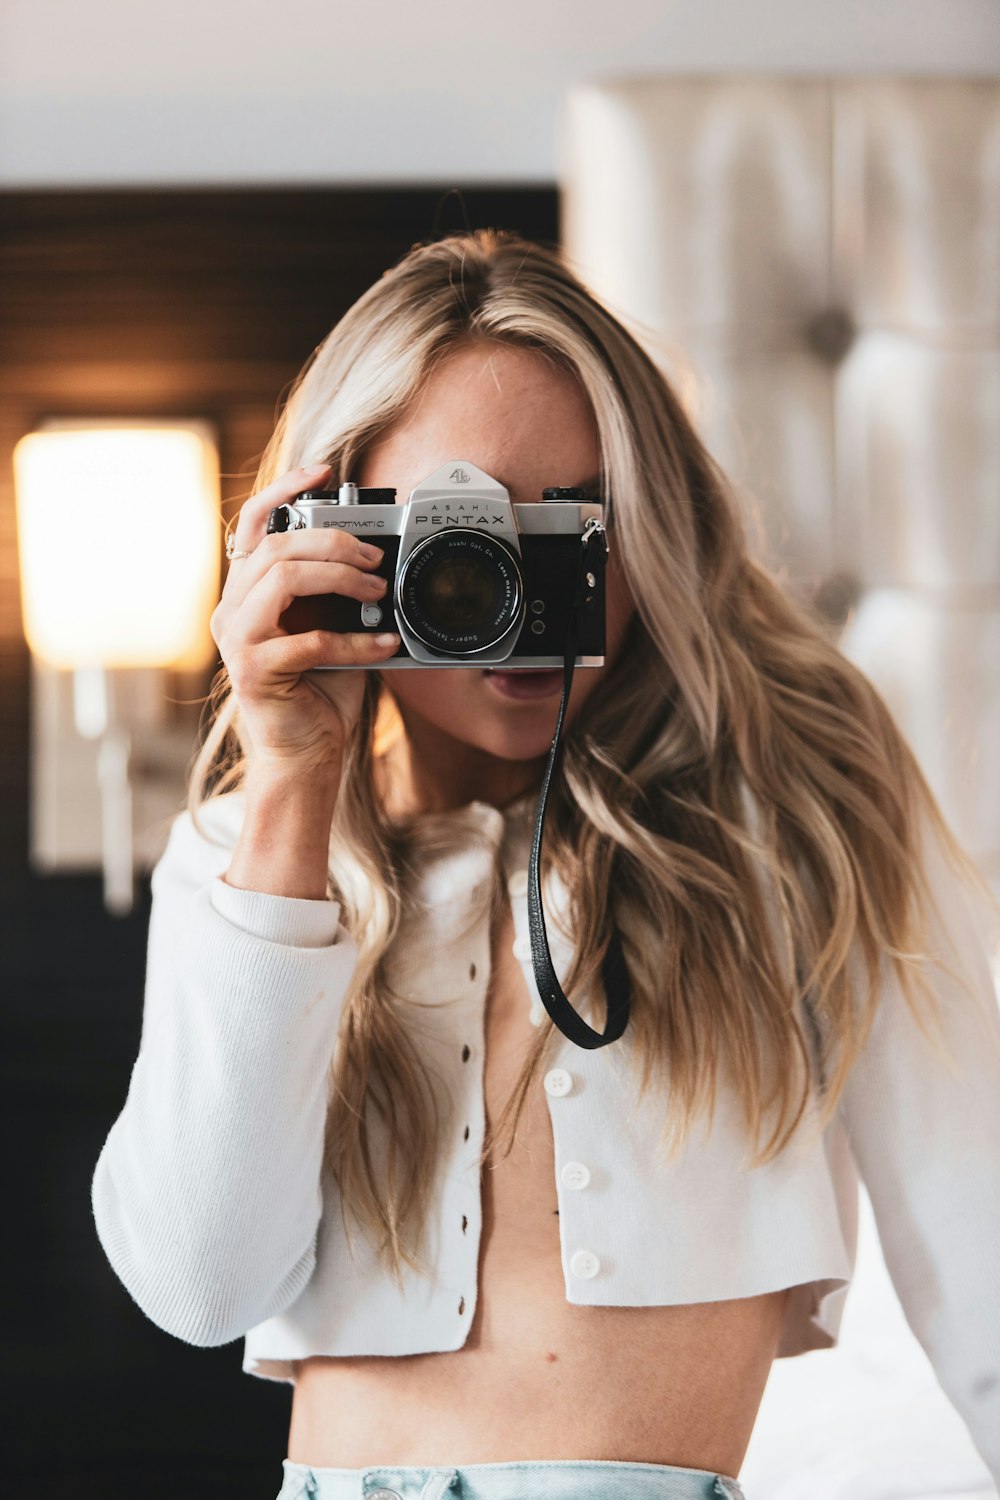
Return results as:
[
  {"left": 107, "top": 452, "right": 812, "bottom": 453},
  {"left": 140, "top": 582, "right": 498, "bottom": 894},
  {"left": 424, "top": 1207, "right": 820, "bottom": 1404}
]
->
[
  {"left": 837, "top": 814, "right": 1000, "bottom": 1486},
  {"left": 90, "top": 783, "right": 358, "bottom": 1348}
]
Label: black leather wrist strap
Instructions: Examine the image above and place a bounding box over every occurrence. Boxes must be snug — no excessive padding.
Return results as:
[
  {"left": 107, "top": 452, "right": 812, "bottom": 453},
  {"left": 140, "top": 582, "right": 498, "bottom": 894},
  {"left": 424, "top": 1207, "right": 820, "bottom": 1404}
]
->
[{"left": 526, "top": 521, "right": 632, "bottom": 1048}]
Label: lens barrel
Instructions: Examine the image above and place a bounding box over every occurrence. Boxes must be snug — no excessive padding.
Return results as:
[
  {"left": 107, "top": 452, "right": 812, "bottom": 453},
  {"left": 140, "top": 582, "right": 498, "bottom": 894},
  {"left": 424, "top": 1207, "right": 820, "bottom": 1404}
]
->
[{"left": 397, "top": 531, "right": 524, "bottom": 655}]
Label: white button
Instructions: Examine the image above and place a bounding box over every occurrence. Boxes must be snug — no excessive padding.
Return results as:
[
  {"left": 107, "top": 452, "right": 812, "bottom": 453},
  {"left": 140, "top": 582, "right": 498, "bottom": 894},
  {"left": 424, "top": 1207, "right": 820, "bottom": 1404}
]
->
[
  {"left": 544, "top": 1067, "right": 573, "bottom": 1097},
  {"left": 529, "top": 1003, "right": 546, "bottom": 1027},
  {"left": 570, "top": 1249, "right": 601, "bottom": 1279},
  {"left": 561, "top": 1160, "right": 591, "bottom": 1190},
  {"left": 512, "top": 933, "right": 532, "bottom": 961},
  {"left": 507, "top": 868, "right": 529, "bottom": 897}
]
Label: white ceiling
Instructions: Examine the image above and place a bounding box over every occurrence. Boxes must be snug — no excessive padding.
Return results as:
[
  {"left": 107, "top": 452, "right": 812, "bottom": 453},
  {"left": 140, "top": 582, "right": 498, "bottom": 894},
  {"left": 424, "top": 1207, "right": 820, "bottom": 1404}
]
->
[{"left": 1, "top": 0, "right": 998, "bottom": 185}]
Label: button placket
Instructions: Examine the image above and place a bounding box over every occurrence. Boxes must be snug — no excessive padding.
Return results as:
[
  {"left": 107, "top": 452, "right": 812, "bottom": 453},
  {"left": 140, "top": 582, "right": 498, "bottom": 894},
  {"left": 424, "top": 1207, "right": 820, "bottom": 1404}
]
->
[
  {"left": 560, "top": 1160, "right": 591, "bottom": 1190},
  {"left": 543, "top": 1067, "right": 573, "bottom": 1097},
  {"left": 569, "top": 1248, "right": 601, "bottom": 1279},
  {"left": 543, "top": 1067, "right": 603, "bottom": 1282},
  {"left": 455, "top": 939, "right": 483, "bottom": 1297}
]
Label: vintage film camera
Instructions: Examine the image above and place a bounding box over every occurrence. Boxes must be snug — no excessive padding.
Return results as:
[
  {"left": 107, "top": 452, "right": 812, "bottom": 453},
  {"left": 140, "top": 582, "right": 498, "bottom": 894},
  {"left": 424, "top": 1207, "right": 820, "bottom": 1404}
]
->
[
  {"left": 268, "top": 459, "right": 627, "bottom": 1049},
  {"left": 266, "top": 459, "right": 608, "bottom": 669}
]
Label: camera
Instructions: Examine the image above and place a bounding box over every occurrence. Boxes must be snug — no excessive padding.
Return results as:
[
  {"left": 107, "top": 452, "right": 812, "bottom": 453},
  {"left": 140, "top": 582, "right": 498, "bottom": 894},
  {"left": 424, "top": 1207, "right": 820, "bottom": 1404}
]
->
[{"left": 267, "top": 459, "right": 608, "bottom": 669}]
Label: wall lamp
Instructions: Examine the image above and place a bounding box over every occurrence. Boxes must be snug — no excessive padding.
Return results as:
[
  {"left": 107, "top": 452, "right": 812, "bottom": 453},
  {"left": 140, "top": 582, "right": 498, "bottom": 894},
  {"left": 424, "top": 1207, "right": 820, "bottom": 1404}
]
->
[{"left": 14, "top": 419, "right": 221, "bottom": 916}]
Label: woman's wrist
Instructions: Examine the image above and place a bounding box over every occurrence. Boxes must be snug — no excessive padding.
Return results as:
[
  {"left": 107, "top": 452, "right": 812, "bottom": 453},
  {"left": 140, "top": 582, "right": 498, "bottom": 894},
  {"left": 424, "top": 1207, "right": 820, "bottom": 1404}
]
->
[{"left": 224, "top": 763, "right": 343, "bottom": 900}]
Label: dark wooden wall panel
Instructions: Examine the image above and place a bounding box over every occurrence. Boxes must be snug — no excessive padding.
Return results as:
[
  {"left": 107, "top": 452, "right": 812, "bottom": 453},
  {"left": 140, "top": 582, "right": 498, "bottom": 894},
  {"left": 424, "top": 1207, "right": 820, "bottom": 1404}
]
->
[{"left": 0, "top": 185, "right": 558, "bottom": 1495}]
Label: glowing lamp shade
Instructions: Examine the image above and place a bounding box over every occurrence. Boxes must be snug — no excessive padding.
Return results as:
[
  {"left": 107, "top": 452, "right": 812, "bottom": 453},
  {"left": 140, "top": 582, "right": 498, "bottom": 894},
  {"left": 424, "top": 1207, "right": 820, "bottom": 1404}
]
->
[{"left": 14, "top": 420, "right": 220, "bottom": 669}]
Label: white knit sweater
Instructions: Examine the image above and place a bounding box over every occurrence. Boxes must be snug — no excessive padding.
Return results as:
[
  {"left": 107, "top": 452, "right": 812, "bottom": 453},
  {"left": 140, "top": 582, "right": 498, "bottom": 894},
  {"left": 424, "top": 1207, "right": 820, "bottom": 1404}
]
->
[{"left": 91, "top": 790, "right": 1000, "bottom": 1483}]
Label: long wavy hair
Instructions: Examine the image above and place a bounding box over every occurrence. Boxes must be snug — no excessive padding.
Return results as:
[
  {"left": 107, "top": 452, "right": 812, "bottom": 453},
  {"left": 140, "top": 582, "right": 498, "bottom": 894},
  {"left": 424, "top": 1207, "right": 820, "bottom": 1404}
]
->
[{"left": 188, "top": 228, "right": 997, "bottom": 1289}]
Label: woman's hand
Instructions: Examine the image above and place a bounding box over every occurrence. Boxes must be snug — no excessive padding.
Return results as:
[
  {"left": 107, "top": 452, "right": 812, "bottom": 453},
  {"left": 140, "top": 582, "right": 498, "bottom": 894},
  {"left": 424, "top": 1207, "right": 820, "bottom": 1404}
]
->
[{"left": 211, "top": 463, "right": 399, "bottom": 781}]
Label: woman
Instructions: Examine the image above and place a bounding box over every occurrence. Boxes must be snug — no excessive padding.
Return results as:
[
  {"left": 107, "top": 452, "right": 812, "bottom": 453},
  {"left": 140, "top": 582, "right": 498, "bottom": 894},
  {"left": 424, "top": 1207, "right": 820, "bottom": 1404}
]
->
[{"left": 92, "top": 230, "right": 1000, "bottom": 1500}]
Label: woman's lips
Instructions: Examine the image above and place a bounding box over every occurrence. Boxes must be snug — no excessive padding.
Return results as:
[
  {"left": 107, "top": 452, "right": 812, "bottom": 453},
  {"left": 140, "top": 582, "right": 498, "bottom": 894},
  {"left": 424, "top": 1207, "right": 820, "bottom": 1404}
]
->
[{"left": 482, "top": 667, "right": 564, "bottom": 701}]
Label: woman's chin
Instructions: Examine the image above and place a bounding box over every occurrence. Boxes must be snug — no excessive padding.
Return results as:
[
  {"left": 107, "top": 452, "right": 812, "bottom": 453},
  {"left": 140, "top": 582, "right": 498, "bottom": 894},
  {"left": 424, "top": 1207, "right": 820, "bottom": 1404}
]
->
[{"left": 384, "top": 666, "right": 571, "bottom": 764}]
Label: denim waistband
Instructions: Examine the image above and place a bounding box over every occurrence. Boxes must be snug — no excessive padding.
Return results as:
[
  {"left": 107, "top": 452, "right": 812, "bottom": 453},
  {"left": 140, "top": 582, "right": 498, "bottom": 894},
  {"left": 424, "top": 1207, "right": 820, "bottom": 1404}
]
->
[{"left": 276, "top": 1456, "right": 746, "bottom": 1500}]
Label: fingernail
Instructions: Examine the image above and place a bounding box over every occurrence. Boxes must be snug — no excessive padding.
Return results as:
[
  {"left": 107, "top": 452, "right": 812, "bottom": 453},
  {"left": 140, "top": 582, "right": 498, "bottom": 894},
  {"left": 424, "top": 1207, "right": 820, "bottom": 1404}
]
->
[
  {"left": 306, "top": 462, "right": 331, "bottom": 473},
  {"left": 358, "top": 542, "right": 384, "bottom": 561}
]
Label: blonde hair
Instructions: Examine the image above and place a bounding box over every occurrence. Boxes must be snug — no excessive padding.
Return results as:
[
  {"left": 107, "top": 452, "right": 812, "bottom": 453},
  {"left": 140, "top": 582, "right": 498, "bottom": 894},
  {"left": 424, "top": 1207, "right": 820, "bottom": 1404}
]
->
[{"left": 189, "top": 229, "right": 998, "bottom": 1289}]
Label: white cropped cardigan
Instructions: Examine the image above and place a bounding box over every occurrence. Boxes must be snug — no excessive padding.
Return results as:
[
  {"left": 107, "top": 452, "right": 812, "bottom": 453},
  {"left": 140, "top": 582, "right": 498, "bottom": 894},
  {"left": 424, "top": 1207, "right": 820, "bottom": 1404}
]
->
[{"left": 91, "top": 789, "right": 1000, "bottom": 1483}]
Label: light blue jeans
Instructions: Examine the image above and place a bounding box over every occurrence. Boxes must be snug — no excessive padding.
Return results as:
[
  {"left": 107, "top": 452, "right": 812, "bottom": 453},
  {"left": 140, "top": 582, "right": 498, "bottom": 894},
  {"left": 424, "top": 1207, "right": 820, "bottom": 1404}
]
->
[{"left": 274, "top": 1458, "right": 746, "bottom": 1500}]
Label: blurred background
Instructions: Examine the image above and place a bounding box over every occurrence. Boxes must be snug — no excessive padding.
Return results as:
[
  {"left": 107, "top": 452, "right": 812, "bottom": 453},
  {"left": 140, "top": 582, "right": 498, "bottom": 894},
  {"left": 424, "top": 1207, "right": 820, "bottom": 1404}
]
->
[{"left": 1, "top": 2, "right": 998, "bottom": 1497}]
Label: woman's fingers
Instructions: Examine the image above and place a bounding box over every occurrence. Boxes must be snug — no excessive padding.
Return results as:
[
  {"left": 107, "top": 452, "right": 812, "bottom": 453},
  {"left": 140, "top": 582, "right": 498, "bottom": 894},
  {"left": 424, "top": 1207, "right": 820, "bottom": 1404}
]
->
[
  {"left": 226, "top": 629, "right": 400, "bottom": 697},
  {"left": 212, "top": 463, "right": 400, "bottom": 683},
  {"left": 219, "top": 522, "right": 384, "bottom": 611},
  {"left": 227, "top": 462, "right": 333, "bottom": 556},
  {"left": 231, "top": 558, "right": 390, "bottom": 648},
  {"left": 212, "top": 467, "right": 400, "bottom": 767}
]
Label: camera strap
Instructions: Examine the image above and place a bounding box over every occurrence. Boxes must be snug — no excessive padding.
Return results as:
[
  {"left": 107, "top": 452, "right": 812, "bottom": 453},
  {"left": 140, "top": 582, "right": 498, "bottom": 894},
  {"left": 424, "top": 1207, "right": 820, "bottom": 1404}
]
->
[{"left": 526, "top": 520, "right": 632, "bottom": 1049}]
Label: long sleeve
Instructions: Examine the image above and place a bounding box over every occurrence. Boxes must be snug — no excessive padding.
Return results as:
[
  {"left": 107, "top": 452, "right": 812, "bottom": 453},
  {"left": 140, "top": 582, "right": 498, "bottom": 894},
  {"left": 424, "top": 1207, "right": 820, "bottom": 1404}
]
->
[
  {"left": 91, "top": 793, "right": 359, "bottom": 1348},
  {"left": 837, "top": 814, "right": 1000, "bottom": 1486}
]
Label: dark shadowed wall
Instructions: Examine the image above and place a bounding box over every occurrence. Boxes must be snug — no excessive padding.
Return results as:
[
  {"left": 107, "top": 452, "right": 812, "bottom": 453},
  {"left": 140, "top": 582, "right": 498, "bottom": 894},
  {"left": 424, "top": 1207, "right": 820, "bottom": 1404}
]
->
[{"left": 0, "top": 186, "right": 558, "bottom": 1498}]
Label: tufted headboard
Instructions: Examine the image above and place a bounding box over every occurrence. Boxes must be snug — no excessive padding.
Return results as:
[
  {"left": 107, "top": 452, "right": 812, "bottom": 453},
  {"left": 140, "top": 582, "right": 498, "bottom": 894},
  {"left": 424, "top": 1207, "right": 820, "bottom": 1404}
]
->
[{"left": 561, "top": 77, "right": 1000, "bottom": 882}]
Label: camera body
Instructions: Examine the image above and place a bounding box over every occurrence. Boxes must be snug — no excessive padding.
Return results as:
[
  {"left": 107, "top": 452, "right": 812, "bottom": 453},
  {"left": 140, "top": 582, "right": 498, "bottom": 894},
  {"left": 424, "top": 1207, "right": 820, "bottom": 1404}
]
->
[{"left": 270, "top": 459, "right": 607, "bottom": 669}]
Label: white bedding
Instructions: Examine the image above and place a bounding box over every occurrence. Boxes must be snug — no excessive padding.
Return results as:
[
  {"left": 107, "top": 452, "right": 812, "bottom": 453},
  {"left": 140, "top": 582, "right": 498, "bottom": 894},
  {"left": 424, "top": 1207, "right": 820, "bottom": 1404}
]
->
[{"left": 741, "top": 1185, "right": 997, "bottom": 1499}]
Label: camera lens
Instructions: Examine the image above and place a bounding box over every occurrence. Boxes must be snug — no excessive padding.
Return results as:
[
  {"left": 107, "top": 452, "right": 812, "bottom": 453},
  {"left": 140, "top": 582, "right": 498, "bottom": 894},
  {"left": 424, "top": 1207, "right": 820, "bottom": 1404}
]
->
[
  {"left": 397, "top": 532, "right": 524, "bottom": 655},
  {"left": 420, "top": 553, "right": 501, "bottom": 628}
]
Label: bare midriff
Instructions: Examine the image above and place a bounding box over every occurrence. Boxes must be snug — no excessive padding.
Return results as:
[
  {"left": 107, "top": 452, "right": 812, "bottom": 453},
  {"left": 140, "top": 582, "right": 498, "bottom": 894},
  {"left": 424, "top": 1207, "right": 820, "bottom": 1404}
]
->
[{"left": 287, "top": 892, "right": 790, "bottom": 1478}]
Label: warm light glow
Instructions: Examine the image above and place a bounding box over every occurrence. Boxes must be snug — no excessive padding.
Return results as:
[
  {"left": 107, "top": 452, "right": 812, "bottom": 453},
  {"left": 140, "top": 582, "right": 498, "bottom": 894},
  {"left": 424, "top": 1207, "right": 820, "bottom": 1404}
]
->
[{"left": 14, "top": 420, "right": 220, "bottom": 669}]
